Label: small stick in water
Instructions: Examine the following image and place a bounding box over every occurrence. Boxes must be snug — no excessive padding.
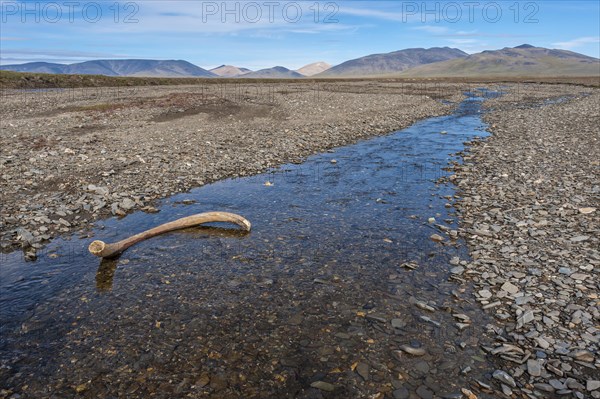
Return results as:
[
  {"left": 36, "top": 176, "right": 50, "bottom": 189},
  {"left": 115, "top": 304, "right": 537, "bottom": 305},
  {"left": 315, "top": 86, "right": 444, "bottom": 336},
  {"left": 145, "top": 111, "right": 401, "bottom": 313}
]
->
[{"left": 88, "top": 211, "right": 251, "bottom": 258}]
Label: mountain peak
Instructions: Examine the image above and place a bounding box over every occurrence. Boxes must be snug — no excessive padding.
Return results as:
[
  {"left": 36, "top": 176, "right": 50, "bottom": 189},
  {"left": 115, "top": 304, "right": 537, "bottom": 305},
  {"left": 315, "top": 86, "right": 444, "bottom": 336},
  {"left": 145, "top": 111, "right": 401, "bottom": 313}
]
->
[
  {"left": 317, "top": 47, "right": 468, "bottom": 77},
  {"left": 209, "top": 65, "right": 252, "bottom": 77},
  {"left": 296, "top": 61, "right": 332, "bottom": 76},
  {"left": 242, "top": 66, "right": 303, "bottom": 79},
  {"left": 399, "top": 45, "right": 600, "bottom": 77}
]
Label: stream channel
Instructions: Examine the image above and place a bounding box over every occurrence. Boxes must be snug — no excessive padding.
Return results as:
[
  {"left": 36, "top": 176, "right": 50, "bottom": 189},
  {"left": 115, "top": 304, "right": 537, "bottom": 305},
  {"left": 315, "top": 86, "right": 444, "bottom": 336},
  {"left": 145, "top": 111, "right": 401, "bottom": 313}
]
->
[{"left": 1, "top": 89, "right": 503, "bottom": 398}]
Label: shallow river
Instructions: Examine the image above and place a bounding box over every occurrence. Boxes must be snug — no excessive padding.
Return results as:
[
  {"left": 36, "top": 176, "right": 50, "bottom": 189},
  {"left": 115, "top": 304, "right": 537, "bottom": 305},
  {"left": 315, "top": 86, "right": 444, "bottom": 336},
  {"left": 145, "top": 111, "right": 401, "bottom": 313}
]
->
[{"left": 1, "top": 90, "right": 501, "bottom": 398}]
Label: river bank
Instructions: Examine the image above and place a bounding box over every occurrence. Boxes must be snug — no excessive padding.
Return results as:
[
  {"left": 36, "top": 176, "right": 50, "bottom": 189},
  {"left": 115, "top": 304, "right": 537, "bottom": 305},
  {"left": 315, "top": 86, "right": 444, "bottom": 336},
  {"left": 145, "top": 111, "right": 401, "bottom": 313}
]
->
[{"left": 452, "top": 85, "right": 599, "bottom": 397}]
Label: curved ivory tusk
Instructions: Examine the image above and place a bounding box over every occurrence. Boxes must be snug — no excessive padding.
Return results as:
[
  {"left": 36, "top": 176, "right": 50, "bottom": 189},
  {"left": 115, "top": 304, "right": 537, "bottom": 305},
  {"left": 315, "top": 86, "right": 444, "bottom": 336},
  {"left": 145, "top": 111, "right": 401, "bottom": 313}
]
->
[{"left": 88, "top": 211, "right": 251, "bottom": 258}]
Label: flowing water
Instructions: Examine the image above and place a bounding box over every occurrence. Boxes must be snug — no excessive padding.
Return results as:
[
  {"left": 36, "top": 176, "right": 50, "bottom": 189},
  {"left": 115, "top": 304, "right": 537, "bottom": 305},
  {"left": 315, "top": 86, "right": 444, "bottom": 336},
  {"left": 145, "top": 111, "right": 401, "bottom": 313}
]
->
[{"left": 1, "top": 90, "right": 500, "bottom": 398}]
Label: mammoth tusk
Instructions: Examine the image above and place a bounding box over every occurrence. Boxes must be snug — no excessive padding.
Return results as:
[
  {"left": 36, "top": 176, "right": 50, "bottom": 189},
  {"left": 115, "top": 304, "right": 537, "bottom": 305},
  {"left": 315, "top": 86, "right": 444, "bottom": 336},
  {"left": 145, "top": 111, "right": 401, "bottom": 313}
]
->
[{"left": 88, "top": 211, "right": 251, "bottom": 258}]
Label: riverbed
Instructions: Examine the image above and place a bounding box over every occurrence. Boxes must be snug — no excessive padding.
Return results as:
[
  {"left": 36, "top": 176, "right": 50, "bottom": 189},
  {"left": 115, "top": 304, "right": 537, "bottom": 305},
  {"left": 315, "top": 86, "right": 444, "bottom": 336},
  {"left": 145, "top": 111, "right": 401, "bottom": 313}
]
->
[{"left": 1, "top": 90, "right": 501, "bottom": 398}]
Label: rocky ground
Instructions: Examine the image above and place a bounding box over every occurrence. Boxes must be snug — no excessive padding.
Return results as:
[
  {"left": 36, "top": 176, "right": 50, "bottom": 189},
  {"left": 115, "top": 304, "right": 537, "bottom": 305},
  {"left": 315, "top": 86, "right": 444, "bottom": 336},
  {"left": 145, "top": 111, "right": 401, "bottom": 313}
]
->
[
  {"left": 451, "top": 84, "right": 599, "bottom": 398},
  {"left": 0, "top": 81, "right": 465, "bottom": 258},
  {"left": 1, "top": 81, "right": 598, "bottom": 399}
]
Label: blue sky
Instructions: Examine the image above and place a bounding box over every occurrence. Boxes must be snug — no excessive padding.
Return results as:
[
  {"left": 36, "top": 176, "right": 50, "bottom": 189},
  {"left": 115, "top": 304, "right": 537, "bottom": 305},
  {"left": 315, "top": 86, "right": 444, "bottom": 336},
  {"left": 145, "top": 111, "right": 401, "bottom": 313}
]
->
[{"left": 1, "top": 1, "right": 599, "bottom": 69}]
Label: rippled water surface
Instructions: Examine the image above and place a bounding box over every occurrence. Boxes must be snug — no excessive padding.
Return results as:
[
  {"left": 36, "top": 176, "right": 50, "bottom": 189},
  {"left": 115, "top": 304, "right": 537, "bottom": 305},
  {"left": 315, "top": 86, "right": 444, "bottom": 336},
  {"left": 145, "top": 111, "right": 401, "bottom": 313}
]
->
[{"left": 1, "top": 91, "right": 499, "bottom": 398}]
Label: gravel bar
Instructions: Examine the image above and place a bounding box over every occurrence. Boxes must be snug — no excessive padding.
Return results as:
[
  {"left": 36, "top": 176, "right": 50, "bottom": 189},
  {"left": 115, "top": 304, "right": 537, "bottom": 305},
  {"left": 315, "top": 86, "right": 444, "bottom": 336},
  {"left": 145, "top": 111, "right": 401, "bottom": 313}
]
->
[{"left": 452, "top": 84, "right": 599, "bottom": 398}]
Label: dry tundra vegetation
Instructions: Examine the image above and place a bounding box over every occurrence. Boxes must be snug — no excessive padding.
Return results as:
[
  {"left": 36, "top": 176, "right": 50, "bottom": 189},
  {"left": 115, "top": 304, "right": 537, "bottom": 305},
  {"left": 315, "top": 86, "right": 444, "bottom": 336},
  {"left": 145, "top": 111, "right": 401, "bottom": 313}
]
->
[{"left": 0, "top": 72, "right": 599, "bottom": 398}]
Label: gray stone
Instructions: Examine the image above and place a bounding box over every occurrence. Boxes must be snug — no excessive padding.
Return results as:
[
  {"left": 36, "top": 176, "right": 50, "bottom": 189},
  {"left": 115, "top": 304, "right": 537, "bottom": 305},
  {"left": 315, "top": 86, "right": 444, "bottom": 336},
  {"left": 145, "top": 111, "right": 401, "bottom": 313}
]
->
[
  {"left": 492, "top": 370, "right": 516, "bottom": 388},
  {"left": 356, "top": 362, "right": 369, "bottom": 381},
  {"left": 391, "top": 319, "right": 406, "bottom": 328},
  {"left": 534, "top": 383, "right": 555, "bottom": 393},
  {"left": 393, "top": 387, "right": 410, "bottom": 399},
  {"left": 430, "top": 234, "right": 445, "bottom": 242},
  {"left": 527, "top": 359, "right": 542, "bottom": 377},
  {"left": 121, "top": 198, "right": 136, "bottom": 210},
  {"left": 570, "top": 235, "right": 589, "bottom": 242},
  {"left": 310, "top": 381, "right": 334, "bottom": 392},
  {"left": 517, "top": 310, "right": 535, "bottom": 328},
  {"left": 588, "top": 381, "right": 600, "bottom": 391},
  {"left": 414, "top": 360, "right": 430, "bottom": 374},
  {"left": 416, "top": 385, "right": 434, "bottom": 399},
  {"left": 450, "top": 266, "right": 464, "bottom": 275},
  {"left": 558, "top": 267, "right": 573, "bottom": 275},
  {"left": 572, "top": 350, "right": 594, "bottom": 362},
  {"left": 501, "top": 281, "right": 519, "bottom": 294},
  {"left": 399, "top": 345, "right": 426, "bottom": 356}
]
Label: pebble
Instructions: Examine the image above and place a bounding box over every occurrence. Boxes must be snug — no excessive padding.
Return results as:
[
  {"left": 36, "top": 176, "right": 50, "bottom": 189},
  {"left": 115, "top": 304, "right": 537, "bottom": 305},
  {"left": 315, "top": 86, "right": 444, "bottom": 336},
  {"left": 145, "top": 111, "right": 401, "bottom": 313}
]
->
[
  {"left": 500, "top": 281, "right": 519, "bottom": 294},
  {"left": 414, "top": 360, "right": 430, "bottom": 374},
  {"left": 393, "top": 387, "right": 410, "bottom": 399},
  {"left": 501, "top": 384, "right": 513, "bottom": 396},
  {"left": 356, "top": 362, "right": 369, "bottom": 381},
  {"left": 310, "top": 381, "right": 335, "bottom": 392},
  {"left": 534, "top": 383, "right": 555, "bottom": 393},
  {"left": 416, "top": 385, "right": 434, "bottom": 399},
  {"left": 517, "top": 310, "right": 535, "bottom": 328},
  {"left": 478, "top": 289, "right": 492, "bottom": 299},
  {"left": 391, "top": 319, "right": 406, "bottom": 328},
  {"left": 527, "top": 359, "right": 542, "bottom": 377},
  {"left": 572, "top": 350, "right": 594, "bottom": 363},
  {"left": 492, "top": 370, "right": 516, "bottom": 388},
  {"left": 588, "top": 381, "right": 600, "bottom": 391},
  {"left": 430, "top": 234, "right": 445, "bottom": 242},
  {"left": 399, "top": 345, "right": 426, "bottom": 356}
]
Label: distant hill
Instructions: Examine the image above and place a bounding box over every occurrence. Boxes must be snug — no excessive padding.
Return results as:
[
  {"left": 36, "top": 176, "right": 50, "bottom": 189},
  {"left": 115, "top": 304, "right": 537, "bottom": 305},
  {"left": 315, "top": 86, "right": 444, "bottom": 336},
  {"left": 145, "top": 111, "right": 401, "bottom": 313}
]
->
[
  {"left": 296, "top": 62, "right": 331, "bottom": 76},
  {"left": 0, "top": 62, "right": 68, "bottom": 74},
  {"left": 317, "top": 47, "right": 468, "bottom": 77},
  {"left": 0, "top": 59, "right": 216, "bottom": 77},
  {"left": 242, "top": 66, "right": 304, "bottom": 79},
  {"left": 399, "top": 45, "right": 600, "bottom": 77},
  {"left": 210, "top": 64, "right": 252, "bottom": 77}
]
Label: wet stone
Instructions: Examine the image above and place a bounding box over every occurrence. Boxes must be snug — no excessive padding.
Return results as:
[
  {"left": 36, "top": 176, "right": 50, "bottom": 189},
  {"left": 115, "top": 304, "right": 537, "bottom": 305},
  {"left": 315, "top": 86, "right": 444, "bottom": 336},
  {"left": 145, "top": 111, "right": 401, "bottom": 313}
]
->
[
  {"left": 399, "top": 345, "right": 426, "bottom": 356},
  {"left": 430, "top": 234, "right": 445, "bottom": 242},
  {"left": 414, "top": 361, "right": 431, "bottom": 374},
  {"left": 310, "top": 381, "right": 335, "bottom": 392},
  {"left": 416, "top": 385, "right": 434, "bottom": 399},
  {"left": 356, "top": 362, "right": 370, "bottom": 381},
  {"left": 393, "top": 387, "right": 410, "bottom": 399},
  {"left": 391, "top": 319, "right": 406, "bottom": 329}
]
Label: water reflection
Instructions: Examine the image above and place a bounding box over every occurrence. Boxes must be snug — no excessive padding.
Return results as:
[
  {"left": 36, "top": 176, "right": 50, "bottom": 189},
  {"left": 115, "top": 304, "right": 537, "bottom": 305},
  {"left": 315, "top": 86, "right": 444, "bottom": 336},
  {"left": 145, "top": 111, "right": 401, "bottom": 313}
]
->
[{"left": 94, "top": 226, "right": 251, "bottom": 292}]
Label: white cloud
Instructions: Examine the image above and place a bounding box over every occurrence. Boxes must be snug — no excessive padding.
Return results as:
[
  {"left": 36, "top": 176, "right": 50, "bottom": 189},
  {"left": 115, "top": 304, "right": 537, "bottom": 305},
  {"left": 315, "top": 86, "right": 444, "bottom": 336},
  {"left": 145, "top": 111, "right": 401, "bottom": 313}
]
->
[
  {"left": 338, "top": 7, "right": 412, "bottom": 22},
  {"left": 552, "top": 36, "right": 600, "bottom": 49},
  {"left": 412, "top": 25, "right": 449, "bottom": 34},
  {"left": 445, "top": 39, "right": 489, "bottom": 54},
  {"left": 447, "top": 39, "right": 479, "bottom": 45},
  {"left": 0, "top": 37, "right": 30, "bottom": 41}
]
